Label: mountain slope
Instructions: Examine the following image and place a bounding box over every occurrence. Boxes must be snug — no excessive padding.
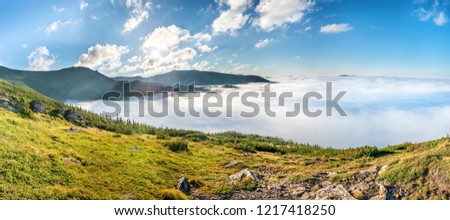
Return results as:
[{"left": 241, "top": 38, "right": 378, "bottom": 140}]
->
[
  {"left": 114, "top": 70, "right": 271, "bottom": 86},
  {"left": 1, "top": 80, "right": 450, "bottom": 200},
  {"left": 0, "top": 66, "right": 117, "bottom": 101}
]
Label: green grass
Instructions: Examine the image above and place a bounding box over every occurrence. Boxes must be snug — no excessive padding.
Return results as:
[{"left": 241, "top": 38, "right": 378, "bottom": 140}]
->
[{"left": 1, "top": 79, "right": 450, "bottom": 199}]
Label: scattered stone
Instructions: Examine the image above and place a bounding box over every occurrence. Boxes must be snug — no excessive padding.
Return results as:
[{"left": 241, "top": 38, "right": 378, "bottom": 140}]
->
[
  {"left": 177, "top": 177, "right": 190, "bottom": 194},
  {"left": 315, "top": 184, "right": 355, "bottom": 200},
  {"left": 229, "top": 168, "right": 263, "bottom": 183},
  {"left": 67, "top": 127, "right": 82, "bottom": 132},
  {"left": 120, "top": 192, "right": 136, "bottom": 200},
  {"left": 61, "top": 157, "right": 81, "bottom": 164},
  {"left": 29, "top": 100, "right": 46, "bottom": 113},
  {"left": 378, "top": 165, "right": 388, "bottom": 175},
  {"left": 217, "top": 148, "right": 224, "bottom": 151},
  {"left": 0, "top": 92, "right": 22, "bottom": 113},
  {"left": 370, "top": 183, "right": 388, "bottom": 200},
  {"left": 224, "top": 160, "right": 239, "bottom": 168}
]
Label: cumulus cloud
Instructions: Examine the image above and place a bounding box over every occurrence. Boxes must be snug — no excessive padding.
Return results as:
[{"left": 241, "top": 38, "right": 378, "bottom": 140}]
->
[
  {"left": 122, "top": 0, "right": 152, "bottom": 34},
  {"left": 254, "top": 38, "right": 273, "bottom": 49},
  {"left": 75, "top": 44, "right": 129, "bottom": 71},
  {"left": 28, "top": 46, "right": 56, "bottom": 71},
  {"left": 212, "top": 0, "right": 252, "bottom": 35},
  {"left": 253, "top": 0, "right": 314, "bottom": 32},
  {"left": 320, "top": 23, "right": 353, "bottom": 34},
  {"left": 160, "top": 48, "right": 197, "bottom": 65},
  {"left": 197, "top": 45, "right": 218, "bottom": 53},
  {"left": 141, "top": 25, "right": 190, "bottom": 57},
  {"left": 80, "top": 1, "right": 89, "bottom": 10}
]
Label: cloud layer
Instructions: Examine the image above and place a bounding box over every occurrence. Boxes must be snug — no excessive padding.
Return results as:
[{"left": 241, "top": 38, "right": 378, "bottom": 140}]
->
[{"left": 73, "top": 76, "right": 450, "bottom": 149}]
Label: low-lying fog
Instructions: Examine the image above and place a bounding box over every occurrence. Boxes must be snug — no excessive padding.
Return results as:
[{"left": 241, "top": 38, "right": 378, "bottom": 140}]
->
[{"left": 70, "top": 75, "right": 450, "bottom": 149}]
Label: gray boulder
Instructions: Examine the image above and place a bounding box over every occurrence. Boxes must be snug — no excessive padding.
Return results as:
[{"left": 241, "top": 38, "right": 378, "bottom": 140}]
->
[
  {"left": 177, "top": 177, "right": 190, "bottom": 194},
  {"left": 315, "top": 184, "right": 355, "bottom": 200},
  {"left": 0, "top": 92, "right": 22, "bottom": 113},
  {"left": 30, "top": 100, "right": 46, "bottom": 113},
  {"left": 229, "top": 168, "right": 263, "bottom": 183}
]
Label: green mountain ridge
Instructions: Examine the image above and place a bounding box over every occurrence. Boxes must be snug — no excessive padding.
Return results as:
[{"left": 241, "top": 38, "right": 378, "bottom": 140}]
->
[
  {"left": 0, "top": 66, "right": 271, "bottom": 101},
  {"left": 1, "top": 79, "right": 450, "bottom": 200},
  {"left": 114, "top": 70, "right": 271, "bottom": 85}
]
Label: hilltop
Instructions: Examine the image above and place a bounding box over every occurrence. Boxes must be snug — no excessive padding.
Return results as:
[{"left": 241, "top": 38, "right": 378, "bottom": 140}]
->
[
  {"left": 0, "top": 66, "right": 270, "bottom": 101},
  {"left": 1, "top": 79, "right": 450, "bottom": 200},
  {"left": 113, "top": 70, "right": 271, "bottom": 86}
]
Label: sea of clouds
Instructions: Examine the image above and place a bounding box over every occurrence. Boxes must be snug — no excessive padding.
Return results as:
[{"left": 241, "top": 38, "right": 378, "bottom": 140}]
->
[{"left": 70, "top": 75, "right": 450, "bottom": 149}]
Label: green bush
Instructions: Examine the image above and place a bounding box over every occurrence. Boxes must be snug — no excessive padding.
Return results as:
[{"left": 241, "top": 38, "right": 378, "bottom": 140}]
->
[{"left": 164, "top": 138, "right": 189, "bottom": 152}]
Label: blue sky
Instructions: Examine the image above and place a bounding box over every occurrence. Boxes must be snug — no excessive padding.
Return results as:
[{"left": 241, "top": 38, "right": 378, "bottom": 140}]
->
[{"left": 0, "top": 0, "right": 449, "bottom": 77}]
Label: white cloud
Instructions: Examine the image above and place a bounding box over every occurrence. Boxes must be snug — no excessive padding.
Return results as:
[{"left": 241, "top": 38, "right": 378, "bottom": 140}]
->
[
  {"left": 193, "top": 60, "right": 212, "bottom": 71},
  {"left": 28, "top": 46, "right": 56, "bottom": 71},
  {"left": 52, "top": 5, "right": 65, "bottom": 13},
  {"left": 128, "top": 56, "right": 142, "bottom": 63},
  {"left": 75, "top": 44, "right": 129, "bottom": 71},
  {"left": 46, "top": 20, "right": 77, "bottom": 34},
  {"left": 254, "top": 38, "right": 273, "bottom": 49},
  {"left": 304, "top": 26, "right": 311, "bottom": 31},
  {"left": 253, "top": 0, "right": 314, "bottom": 32},
  {"left": 198, "top": 45, "right": 218, "bottom": 53},
  {"left": 192, "top": 32, "right": 217, "bottom": 53},
  {"left": 80, "top": 1, "right": 89, "bottom": 10},
  {"left": 320, "top": 23, "right": 353, "bottom": 34},
  {"left": 434, "top": 11, "right": 448, "bottom": 26},
  {"left": 21, "top": 44, "right": 28, "bottom": 49},
  {"left": 141, "top": 25, "right": 190, "bottom": 57},
  {"left": 160, "top": 47, "right": 197, "bottom": 65},
  {"left": 122, "top": 0, "right": 151, "bottom": 34},
  {"left": 212, "top": 0, "right": 252, "bottom": 35},
  {"left": 91, "top": 15, "right": 100, "bottom": 20},
  {"left": 192, "top": 32, "right": 212, "bottom": 42},
  {"left": 46, "top": 20, "right": 61, "bottom": 33},
  {"left": 414, "top": 0, "right": 448, "bottom": 26}
]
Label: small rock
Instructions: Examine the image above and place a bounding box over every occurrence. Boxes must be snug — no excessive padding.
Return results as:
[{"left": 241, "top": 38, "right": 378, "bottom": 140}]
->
[
  {"left": 29, "top": 100, "right": 46, "bottom": 113},
  {"left": 61, "top": 158, "right": 71, "bottom": 162},
  {"left": 224, "top": 160, "right": 239, "bottom": 168},
  {"left": 177, "top": 177, "right": 190, "bottom": 194},
  {"left": 378, "top": 165, "right": 388, "bottom": 175},
  {"left": 67, "top": 127, "right": 82, "bottom": 132},
  {"left": 229, "top": 168, "right": 263, "bottom": 183},
  {"left": 315, "top": 184, "right": 355, "bottom": 200},
  {"left": 217, "top": 148, "right": 224, "bottom": 151},
  {"left": 120, "top": 192, "right": 136, "bottom": 200}
]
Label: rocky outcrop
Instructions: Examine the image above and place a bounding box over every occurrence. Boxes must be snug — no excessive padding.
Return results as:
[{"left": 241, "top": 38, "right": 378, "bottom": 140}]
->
[
  {"left": 196, "top": 165, "right": 399, "bottom": 200},
  {"left": 314, "top": 185, "right": 355, "bottom": 200},
  {"left": 63, "top": 109, "right": 93, "bottom": 127},
  {"left": 177, "top": 177, "right": 190, "bottom": 194},
  {"left": 0, "top": 92, "right": 22, "bottom": 113},
  {"left": 30, "top": 100, "right": 46, "bottom": 113}
]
